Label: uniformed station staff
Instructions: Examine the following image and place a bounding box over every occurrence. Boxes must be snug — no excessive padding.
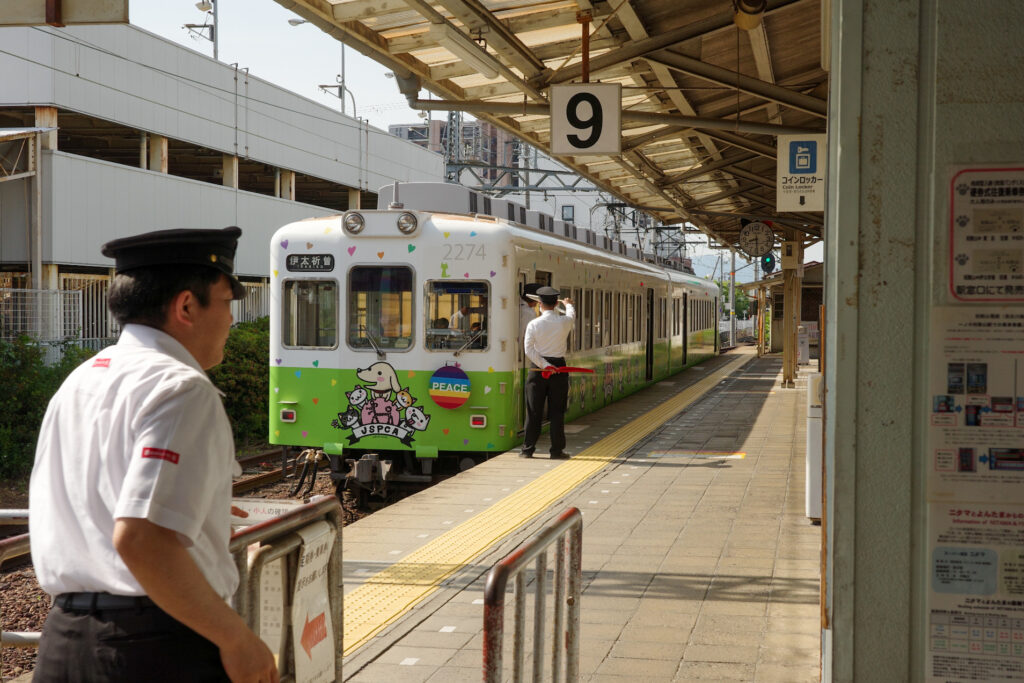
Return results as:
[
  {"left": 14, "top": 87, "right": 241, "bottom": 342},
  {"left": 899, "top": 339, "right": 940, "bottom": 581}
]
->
[
  {"left": 521, "top": 286, "right": 576, "bottom": 459},
  {"left": 28, "top": 227, "right": 279, "bottom": 683},
  {"left": 519, "top": 282, "right": 540, "bottom": 339}
]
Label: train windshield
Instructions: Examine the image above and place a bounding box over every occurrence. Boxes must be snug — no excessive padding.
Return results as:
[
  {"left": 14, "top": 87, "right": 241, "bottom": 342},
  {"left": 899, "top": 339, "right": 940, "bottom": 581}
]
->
[
  {"left": 282, "top": 280, "right": 338, "bottom": 348},
  {"left": 425, "top": 281, "right": 489, "bottom": 351},
  {"left": 348, "top": 266, "right": 414, "bottom": 351}
]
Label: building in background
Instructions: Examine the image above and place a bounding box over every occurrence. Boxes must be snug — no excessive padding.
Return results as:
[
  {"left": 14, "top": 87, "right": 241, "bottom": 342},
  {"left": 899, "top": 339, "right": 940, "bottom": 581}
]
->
[{"left": 0, "top": 23, "right": 443, "bottom": 349}]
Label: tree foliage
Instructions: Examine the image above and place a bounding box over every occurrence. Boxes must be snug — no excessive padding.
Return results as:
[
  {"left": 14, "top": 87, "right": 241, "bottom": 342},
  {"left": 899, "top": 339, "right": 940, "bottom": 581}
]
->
[
  {"left": 208, "top": 317, "right": 270, "bottom": 448},
  {"left": 0, "top": 338, "right": 96, "bottom": 478}
]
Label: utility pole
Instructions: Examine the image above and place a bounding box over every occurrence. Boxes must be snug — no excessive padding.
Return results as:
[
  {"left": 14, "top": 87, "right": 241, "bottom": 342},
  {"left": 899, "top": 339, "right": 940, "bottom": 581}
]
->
[{"left": 730, "top": 249, "right": 737, "bottom": 347}]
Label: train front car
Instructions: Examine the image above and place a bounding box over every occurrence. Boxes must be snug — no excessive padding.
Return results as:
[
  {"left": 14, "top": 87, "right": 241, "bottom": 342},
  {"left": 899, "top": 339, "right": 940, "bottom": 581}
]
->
[{"left": 270, "top": 208, "right": 517, "bottom": 501}]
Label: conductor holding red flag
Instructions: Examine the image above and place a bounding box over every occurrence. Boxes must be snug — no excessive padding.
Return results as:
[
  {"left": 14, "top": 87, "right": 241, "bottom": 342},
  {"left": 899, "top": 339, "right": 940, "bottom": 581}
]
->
[{"left": 520, "top": 286, "right": 576, "bottom": 459}]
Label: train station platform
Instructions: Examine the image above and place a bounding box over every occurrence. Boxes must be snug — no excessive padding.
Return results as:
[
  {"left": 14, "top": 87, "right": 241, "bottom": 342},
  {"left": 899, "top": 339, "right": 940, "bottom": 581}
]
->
[{"left": 338, "top": 347, "right": 822, "bottom": 682}]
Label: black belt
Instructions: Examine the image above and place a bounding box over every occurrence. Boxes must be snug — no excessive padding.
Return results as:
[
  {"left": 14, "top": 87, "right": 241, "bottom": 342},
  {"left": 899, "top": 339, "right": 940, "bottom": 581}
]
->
[
  {"left": 531, "top": 356, "right": 566, "bottom": 369},
  {"left": 56, "top": 592, "right": 157, "bottom": 611}
]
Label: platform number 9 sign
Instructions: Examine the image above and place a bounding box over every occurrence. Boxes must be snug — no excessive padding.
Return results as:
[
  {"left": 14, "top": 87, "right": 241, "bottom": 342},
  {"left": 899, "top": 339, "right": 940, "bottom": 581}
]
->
[{"left": 550, "top": 83, "right": 621, "bottom": 156}]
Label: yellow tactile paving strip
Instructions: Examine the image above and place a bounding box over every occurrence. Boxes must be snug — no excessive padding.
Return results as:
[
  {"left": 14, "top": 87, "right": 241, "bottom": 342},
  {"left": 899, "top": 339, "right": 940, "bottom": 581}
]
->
[{"left": 342, "top": 352, "right": 753, "bottom": 656}]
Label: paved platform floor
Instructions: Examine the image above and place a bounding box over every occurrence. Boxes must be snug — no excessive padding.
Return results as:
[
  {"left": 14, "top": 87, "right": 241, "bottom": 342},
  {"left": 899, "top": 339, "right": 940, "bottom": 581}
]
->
[{"left": 342, "top": 351, "right": 822, "bottom": 682}]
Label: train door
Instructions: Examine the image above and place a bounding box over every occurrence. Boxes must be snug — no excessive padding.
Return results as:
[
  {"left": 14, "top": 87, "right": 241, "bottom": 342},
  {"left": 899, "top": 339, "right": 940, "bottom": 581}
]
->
[
  {"left": 517, "top": 271, "right": 528, "bottom": 434},
  {"left": 645, "top": 288, "right": 655, "bottom": 381},
  {"left": 682, "top": 293, "right": 688, "bottom": 366},
  {"left": 714, "top": 295, "right": 720, "bottom": 353}
]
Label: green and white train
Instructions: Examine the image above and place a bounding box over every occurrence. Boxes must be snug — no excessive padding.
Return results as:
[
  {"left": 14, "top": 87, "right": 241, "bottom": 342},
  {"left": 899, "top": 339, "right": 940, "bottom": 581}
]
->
[{"left": 269, "top": 183, "right": 719, "bottom": 498}]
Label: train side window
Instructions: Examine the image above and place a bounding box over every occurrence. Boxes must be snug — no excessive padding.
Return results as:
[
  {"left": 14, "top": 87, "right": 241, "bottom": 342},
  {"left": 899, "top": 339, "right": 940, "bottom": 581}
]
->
[
  {"left": 570, "top": 287, "right": 580, "bottom": 352},
  {"left": 347, "top": 266, "right": 414, "bottom": 351},
  {"left": 282, "top": 280, "right": 338, "bottom": 349},
  {"left": 604, "top": 292, "right": 612, "bottom": 346},
  {"left": 625, "top": 294, "right": 631, "bottom": 343},
  {"left": 580, "top": 289, "right": 590, "bottom": 350},
  {"left": 424, "top": 280, "right": 490, "bottom": 351}
]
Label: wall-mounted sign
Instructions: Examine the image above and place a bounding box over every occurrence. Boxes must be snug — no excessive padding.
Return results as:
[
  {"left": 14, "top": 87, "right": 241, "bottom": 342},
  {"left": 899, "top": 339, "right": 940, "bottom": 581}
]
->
[
  {"left": 925, "top": 307, "right": 1024, "bottom": 681},
  {"left": 948, "top": 166, "right": 1024, "bottom": 303},
  {"left": 550, "top": 83, "right": 622, "bottom": 156},
  {"left": 777, "top": 134, "right": 827, "bottom": 212},
  {"left": 428, "top": 365, "right": 471, "bottom": 409},
  {"left": 286, "top": 254, "right": 335, "bottom": 272}
]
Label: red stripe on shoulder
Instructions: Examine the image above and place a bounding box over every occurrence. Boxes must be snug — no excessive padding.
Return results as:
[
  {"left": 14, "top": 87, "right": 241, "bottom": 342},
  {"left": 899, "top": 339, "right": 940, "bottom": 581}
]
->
[
  {"left": 141, "top": 447, "right": 180, "bottom": 465},
  {"left": 92, "top": 358, "right": 111, "bottom": 368}
]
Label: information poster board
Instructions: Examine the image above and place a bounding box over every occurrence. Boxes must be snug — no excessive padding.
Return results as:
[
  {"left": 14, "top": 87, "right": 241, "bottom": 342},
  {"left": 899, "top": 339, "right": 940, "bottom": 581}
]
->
[
  {"left": 949, "top": 167, "right": 1024, "bottom": 303},
  {"left": 926, "top": 307, "right": 1024, "bottom": 682}
]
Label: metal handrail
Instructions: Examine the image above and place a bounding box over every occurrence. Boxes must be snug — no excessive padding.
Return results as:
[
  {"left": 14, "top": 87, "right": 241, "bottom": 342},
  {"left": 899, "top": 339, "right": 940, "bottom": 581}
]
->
[
  {"left": 0, "top": 533, "right": 38, "bottom": 649},
  {"left": 0, "top": 510, "right": 29, "bottom": 526},
  {"left": 230, "top": 495, "right": 343, "bottom": 683},
  {"left": 0, "top": 496, "right": 344, "bottom": 683},
  {"left": 483, "top": 507, "right": 582, "bottom": 683}
]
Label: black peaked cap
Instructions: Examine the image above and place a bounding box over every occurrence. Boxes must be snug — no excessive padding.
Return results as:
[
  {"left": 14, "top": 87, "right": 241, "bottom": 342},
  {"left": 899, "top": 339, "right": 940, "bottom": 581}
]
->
[
  {"left": 536, "top": 285, "right": 560, "bottom": 304},
  {"left": 101, "top": 226, "right": 247, "bottom": 299}
]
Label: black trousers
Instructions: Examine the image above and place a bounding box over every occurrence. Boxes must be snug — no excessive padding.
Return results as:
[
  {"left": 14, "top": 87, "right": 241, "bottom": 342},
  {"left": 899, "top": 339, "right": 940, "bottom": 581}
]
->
[
  {"left": 522, "top": 357, "right": 569, "bottom": 456},
  {"left": 34, "top": 600, "right": 229, "bottom": 682}
]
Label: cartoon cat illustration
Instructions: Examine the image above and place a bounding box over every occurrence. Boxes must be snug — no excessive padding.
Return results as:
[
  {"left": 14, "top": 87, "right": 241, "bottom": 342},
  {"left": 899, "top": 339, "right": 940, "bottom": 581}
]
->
[
  {"left": 395, "top": 389, "right": 417, "bottom": 409},
  {"left": 404, "top": 405, "right": 431, "bottom": 431},
  {"left": 346, "top": 386, "right": 369, "bottom": 408},
  {"left": 331, "top": 407, "right": 360, "bottom": 430}
]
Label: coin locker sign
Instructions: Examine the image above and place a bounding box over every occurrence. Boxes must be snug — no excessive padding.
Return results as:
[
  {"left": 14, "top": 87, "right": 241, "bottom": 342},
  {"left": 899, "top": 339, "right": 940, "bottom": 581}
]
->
[
  {"left": 949, "top": 166, "right": 1024, "bottom": 302},
  {"left": 776, "top": 134, "right": 826, "bottom": 211}
]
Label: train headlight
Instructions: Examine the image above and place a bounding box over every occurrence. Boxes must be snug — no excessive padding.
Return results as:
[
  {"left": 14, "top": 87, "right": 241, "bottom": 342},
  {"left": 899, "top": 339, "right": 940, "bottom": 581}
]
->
[
  {"left": 396, "top": 212, "right": 418, "bottom": 234},
  {"left": 343, "top": 212, "right": 365, "bottom": 234}
]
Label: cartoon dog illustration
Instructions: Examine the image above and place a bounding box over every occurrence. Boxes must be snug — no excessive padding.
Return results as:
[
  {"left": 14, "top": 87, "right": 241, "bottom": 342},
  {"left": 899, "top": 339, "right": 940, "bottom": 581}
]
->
[
  {"left": 361, "top": 396, "right": 400, "bottom": 425},
  {"left": 357, "top": 362, "right": 402, "bottom": 397},
  {"left": 404, "top": 405, "right": 431, "bottom": 431},
  {"left": 345, "top": 386, "right": 369, "bottom": 408},
  {"left": 395, "top": 389, "right": 417, "bottom": 409}
]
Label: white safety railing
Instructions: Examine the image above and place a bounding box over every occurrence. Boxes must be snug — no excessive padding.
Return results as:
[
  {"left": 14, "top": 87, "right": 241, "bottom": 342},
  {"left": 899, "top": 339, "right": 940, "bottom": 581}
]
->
[
  {"left": 0, "top": 498, "right": 343, "bottom": 683},
  {"left": 0, "top": 288, "right": 82, "bottom": 340},
  {"left": 0, "top": 512, "right": 36, "bottom": 650},
  {"left": 483, "top": 507, "right": 582, "bottom": 683}
]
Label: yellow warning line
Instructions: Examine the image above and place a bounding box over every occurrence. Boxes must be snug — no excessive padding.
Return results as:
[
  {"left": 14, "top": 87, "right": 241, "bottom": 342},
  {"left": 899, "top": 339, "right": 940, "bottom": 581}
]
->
[{"left": 342, "top": 352, "right": 752, "bottom": 656}]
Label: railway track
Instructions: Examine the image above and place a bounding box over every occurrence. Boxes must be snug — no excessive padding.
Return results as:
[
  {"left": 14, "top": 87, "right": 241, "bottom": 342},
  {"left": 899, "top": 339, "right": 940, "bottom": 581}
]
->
[{"left": 232, "top": 448, "right": 296, "bottom": 495}]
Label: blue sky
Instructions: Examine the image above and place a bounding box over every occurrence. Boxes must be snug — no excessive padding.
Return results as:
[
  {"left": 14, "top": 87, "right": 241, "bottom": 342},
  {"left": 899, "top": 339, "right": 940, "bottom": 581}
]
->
[{"left": 129, "top": 1, "right": 821, "bottom": 278}]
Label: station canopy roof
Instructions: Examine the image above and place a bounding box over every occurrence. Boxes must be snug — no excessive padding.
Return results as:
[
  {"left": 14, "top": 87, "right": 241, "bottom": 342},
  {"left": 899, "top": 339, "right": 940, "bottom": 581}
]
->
[{"left": 274, "top": 0, "right": 828, "bottom": 249}]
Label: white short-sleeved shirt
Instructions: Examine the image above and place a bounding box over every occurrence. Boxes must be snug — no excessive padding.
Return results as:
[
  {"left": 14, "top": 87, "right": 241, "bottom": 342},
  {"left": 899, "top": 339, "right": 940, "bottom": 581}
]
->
[
  {"left": 519, "top": 301, "right": 537, "bottom": 340},
  {"left": 29, "top": 324, "right": 241, "bottom": 599},
  {"left": 524, "top": 303, "right": 576, "bottom": 369}
]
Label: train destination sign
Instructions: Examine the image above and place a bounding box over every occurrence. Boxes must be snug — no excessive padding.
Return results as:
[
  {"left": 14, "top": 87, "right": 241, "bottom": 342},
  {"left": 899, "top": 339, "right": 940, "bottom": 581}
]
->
[{"left": 286, "top": 253, "right": 335, "bottom": 272}]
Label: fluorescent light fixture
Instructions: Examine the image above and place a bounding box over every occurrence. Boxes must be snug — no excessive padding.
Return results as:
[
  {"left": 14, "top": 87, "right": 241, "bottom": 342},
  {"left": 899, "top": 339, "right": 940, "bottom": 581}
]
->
[
  {"left": 287, "top": 17, "right": 307, "bottom": 26},
  {"left": 428, "top": 24, "right": 498, "bottom": 79}
]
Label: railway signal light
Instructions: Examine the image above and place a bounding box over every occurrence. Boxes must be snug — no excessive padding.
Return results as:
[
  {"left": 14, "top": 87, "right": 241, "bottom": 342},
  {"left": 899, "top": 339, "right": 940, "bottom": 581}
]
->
[{"left": 761, "top": 252, "right": 776, "bottom": 274}]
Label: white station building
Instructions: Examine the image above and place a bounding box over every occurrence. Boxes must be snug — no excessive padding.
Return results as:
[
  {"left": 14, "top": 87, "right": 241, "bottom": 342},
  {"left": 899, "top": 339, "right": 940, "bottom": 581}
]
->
[{"left": 0, "top": 23, "right": 443, "bottom": 346}]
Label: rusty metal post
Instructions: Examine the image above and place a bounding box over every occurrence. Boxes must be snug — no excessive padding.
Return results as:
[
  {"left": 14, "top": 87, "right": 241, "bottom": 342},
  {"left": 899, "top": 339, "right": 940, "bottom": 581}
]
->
[
  {"left": 532, "top": 550, "right": 547, "bottom": 681},
  {"left": 577, "top": 12, "right": 592, "bottom": 83},
  {"left": 552, "top": 538, "right": 566, "bottom": 683},
  {"left": 483, "top": 508, "right": 582, "bottom": 683}
]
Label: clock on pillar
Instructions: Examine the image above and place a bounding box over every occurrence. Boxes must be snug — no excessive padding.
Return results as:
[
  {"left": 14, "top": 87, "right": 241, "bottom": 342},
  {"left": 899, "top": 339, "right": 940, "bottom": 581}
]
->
[{"left": 738, "top": 220, "right": 775, "bottom": 258}]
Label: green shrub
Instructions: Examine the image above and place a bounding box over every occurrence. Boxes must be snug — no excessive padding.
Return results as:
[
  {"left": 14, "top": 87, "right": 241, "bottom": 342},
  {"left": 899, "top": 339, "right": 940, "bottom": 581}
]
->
[
  {"left": 208, "top": 317, "right": 269, "bottom": 448},
  {"left": 0, "top": 320, "right": 269, "bottom": 479},
  {"left": 0, "top": 337, "right": 96, "bottom": 478}
]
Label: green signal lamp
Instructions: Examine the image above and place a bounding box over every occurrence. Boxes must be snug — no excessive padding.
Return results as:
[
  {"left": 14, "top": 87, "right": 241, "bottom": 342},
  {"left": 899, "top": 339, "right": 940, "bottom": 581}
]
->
[{"left": 761, "top": 252, "right": 776, "bottom": 274}]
